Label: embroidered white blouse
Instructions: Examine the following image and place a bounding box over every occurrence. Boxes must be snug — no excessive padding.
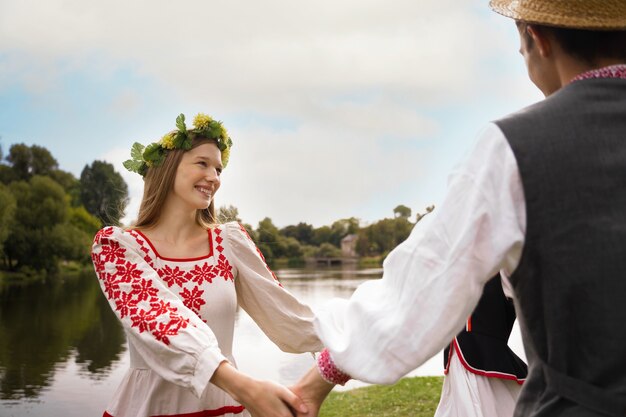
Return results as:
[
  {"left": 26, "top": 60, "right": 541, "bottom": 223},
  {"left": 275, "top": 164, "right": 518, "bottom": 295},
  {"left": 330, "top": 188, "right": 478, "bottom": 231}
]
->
[
  {"left": 91, "top": 221, "right": 323, "bottom": 417},
  {"left": 314, "top": 123, "right": 526, "bottom": 384}
]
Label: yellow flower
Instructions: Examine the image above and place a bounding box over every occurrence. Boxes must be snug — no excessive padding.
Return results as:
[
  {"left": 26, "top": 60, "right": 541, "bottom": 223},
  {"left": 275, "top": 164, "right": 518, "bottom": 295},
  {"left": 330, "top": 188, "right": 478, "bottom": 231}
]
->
[
  {"left": 220, "top": 126, "right": 229, "bottom": 139},
  {"left": 193, "top": 113, "right": 213, "bottom": 130},
  {"left": 160, "top": 133, "right": 176, "bottom": 150},
  {"left": 221, "top": 147, "right": 231, "bottom": 168}
]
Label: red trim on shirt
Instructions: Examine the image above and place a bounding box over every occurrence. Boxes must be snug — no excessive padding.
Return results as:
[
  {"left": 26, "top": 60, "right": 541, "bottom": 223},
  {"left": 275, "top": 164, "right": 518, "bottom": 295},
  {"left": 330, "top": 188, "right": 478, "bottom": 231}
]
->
[
  {"left": 133, "top": 229, "right": 214, "bottom": 261},
  {"left": 443, "top": 341, "right": 454, "bottom": 375},
  {"left": 103, "top": 405, "right": 246, "bottom": 417},
  {"left": 452, "top": 338, "right": 525, "bottom": 385}
]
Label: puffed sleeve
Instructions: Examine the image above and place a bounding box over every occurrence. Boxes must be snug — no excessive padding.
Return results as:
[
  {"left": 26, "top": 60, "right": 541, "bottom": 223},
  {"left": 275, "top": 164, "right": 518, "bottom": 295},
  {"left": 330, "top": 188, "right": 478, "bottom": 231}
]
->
[
  {"left": 91, "top": 226, "right": 227, "bottom": 398},
  {"left": 222, "top": 222, "right": 323, "bottom": 353}
]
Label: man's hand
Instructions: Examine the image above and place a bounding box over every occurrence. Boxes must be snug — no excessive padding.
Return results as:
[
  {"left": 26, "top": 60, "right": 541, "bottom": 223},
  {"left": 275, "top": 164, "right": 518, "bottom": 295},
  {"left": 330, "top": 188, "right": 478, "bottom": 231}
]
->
[
  {"left": 289, "top": 365, "right": 336, "bottom": 417},
  {"left": 211, "top": 361, "right": 308, "bottom": 417}
]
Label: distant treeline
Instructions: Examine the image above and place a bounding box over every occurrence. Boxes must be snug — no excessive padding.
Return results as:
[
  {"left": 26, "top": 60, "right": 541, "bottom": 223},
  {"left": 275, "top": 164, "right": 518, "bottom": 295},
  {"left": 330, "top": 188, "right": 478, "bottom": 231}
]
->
[
  {"left": 0, "top": 141, "right": 128, "bottom": 275},
  {"left": 220, "top": 204, "right": 433, "bottom": 267},
  {"left": 0, "top": 141, "right": 432, "bottom": 275}
]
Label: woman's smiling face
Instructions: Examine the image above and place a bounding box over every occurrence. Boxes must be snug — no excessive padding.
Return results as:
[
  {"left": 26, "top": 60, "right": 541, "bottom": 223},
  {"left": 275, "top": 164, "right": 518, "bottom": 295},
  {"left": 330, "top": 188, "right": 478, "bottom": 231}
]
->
[{"left": 170, "top": 141, "right": 223, "bottom": 211}]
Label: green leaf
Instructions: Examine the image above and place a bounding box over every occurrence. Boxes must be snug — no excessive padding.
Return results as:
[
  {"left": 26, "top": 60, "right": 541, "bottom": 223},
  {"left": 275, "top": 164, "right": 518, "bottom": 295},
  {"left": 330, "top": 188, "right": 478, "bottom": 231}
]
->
[
  {"left": 176, "top": 113, "right": 187, "bottom": 133},
  {"left": 123, "top": 159, "right": 145, "bottom": 174},
  {"left": 143, "top": 143, "right": 165, "bottom": 165},
  {"left": 130, "top": 142, "right": 145, "bottom": 161},
  {"left": 172, "top": 131, "right": 191, "bottom": 150}
]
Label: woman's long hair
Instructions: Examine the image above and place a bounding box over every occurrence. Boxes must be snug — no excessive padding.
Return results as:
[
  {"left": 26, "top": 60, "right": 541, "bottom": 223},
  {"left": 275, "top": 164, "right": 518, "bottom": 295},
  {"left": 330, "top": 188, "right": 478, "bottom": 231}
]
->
[{"left": 133, "top": 138, "right": 219, "bottom": 230}]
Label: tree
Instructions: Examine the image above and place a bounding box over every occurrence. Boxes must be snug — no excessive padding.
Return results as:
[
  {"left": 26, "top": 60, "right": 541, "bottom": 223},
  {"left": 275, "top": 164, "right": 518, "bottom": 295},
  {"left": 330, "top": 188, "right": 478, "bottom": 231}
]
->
[
  {"left": 316, "top": 243, "right": 342, "bottom": 258},
  {"left": 329, "top": 217, "right": 359, "bottom": 246},
  {"left": 6, "top": 176, "right": 69, "bottom": 271},
  {"left": 217, "top": 205, "right": 241, "bottom": 223},
  {"left": 80, "top": 161, "right": 128, "bottom": 226},
  {"left": 280, "top": 222, "right": 314, "bottom": 245},
  {"left": 0, "top": 183, "right": 16, "bottom": 265},
  {"left": 69, "top": 205, "right": 102, "bottom": 237},
  {"left": 255, "top": 217, "right": 286, "bottom": 262},
  {"left": 393, "top": 204, "right": 412, "bottom": 219},
  {"left": 5, "top": 143, "right": 59, "bottom": 181},
  {"left": 312, "top": 225, "right": 333, "bottom": 246},
  {"left": 50, "top": 169, "right": 81, "bottom": 206},
  {"left": 6, "top": 143, "right": 31, "bottom": 180}
]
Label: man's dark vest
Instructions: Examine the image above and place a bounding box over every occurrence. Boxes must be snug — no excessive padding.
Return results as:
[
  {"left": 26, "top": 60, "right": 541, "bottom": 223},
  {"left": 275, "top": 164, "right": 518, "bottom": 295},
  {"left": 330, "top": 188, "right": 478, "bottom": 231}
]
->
[
  {"left": 495, "top": 78, "right": 626, "bottom": 417},
  {"left": 443, "top": 275, "right": 527, "bottom": 383}
]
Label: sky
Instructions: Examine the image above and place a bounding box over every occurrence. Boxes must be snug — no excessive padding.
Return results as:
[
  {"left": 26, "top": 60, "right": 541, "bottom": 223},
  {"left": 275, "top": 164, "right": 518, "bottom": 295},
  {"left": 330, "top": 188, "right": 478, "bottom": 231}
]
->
[{"left": 0, "top": 0, "right": 543, "bottom": 228}]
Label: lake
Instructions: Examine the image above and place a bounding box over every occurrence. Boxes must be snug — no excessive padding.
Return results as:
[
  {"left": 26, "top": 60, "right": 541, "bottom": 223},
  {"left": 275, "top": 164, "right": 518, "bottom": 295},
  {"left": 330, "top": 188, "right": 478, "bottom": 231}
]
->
[{"left": 0, "top": 266, "right": 525, "bottom": 416}]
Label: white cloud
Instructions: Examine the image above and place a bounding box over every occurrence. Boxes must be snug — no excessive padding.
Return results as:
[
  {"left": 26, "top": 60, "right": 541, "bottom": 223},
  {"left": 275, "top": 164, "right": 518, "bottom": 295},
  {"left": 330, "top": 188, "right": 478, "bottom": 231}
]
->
[{"left": 1, "top": 0, "right": 536, "bottom": 227}]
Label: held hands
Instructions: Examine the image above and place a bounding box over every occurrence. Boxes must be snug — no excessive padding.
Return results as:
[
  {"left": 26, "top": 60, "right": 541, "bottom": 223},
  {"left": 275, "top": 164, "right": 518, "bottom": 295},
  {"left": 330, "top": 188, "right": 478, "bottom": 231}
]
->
[
  {"left": 211, "top": 362, "right": 308, "bottom": 417},
  {"left": 289, "top": 365, "right": 336, "bottom": 417}
]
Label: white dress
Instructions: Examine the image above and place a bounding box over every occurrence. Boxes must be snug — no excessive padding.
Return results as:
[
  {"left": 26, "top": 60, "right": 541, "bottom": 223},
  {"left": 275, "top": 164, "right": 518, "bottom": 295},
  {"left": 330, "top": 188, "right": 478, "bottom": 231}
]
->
[
  {"left": 434, "top": 276, "right": 524, "bottom": 417},
  {"left": 91, "top": 222, "right": 323, "bottom": 417},
  {"left": 433, "top": 349, "right": 522, "bottom": 417}
]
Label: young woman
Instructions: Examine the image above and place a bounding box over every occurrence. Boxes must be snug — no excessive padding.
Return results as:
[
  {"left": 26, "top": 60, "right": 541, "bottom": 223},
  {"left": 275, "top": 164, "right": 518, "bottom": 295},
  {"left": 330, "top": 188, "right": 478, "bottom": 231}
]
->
[{"left": 91, "top": 113, "right": 322, "bottom": 417}]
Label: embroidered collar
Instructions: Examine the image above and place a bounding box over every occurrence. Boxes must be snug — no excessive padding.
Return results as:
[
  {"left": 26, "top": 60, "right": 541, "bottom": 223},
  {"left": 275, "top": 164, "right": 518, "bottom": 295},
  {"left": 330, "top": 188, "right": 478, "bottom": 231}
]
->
[{"left": 571, "top": 64, "right": 626, "bottom": 83}]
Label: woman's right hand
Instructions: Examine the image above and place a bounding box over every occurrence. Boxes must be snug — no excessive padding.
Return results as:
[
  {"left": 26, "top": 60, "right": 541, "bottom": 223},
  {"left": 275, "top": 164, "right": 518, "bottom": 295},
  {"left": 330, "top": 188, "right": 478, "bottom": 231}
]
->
[{"left": 210, "top": 361, "right": 308, "bottom": 417}]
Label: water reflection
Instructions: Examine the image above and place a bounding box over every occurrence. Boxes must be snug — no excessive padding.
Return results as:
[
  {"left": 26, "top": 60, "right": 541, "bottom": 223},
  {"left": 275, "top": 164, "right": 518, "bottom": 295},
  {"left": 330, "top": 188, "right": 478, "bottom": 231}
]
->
[
  {"left": 0, "top": 270, "right": 126, "bottom": 403},
  {"left": 0, "top": 266, "right": 525, "bottom": 416}
]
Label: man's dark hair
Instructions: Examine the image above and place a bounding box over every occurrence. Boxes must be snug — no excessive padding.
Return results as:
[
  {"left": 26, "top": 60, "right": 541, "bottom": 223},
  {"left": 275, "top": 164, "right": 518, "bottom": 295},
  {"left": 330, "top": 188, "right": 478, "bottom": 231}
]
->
[{"left": 521, "top": 22, "right": 626, "bottom": 65}]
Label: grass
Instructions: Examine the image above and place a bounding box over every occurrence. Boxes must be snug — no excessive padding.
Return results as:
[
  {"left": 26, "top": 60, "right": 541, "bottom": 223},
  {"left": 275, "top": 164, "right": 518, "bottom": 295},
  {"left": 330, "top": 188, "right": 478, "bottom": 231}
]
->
[{"left": 320, "top": 376, "right": 444, "bottom": 417}]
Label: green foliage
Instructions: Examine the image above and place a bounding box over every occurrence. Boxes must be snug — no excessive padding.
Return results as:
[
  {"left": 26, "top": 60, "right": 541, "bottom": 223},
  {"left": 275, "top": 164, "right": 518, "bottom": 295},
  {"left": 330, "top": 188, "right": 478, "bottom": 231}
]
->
[
  {"left": 217, "top": 205, "right": 242, "bottom": 223},
  {"left": 280, "top": 222, "right": 314, "bottom": 245},
  {"left": 5, "top": 176, "right": 69, "bottom": 272},
  {"left": 0, "top": 183, "right": 16, "bottom": 261},
  {"left": 312, "top": 225, "right": 333, "bottom": 246},
  {"left": 5, "top": 143, "right": 59, "bottom": 181},
  {"left": 123, "top": 142, "right": 148, "bottom": 176},
  {"left": 11, "top": 176, "right": 67, "bottom": 228},
  {"left": 5, "top": 143, "right": 31, "bottom": 180},
  {"left": 68, "top": 205, "right": 102, "bottom": 236},
  {"left": 80, "top": 160, "right": 128, "bottom": 226},
  {"left": 49, "top": 169, "right": 81, "bottom": 204},
  {"left": 393, "top": 204, "right": 412, "bottom": 219},
  {"left": 143, "top": 142, "right": 166, "bottom": 166},
  {"left": 53, "top": 223, "right": 93, "bottom": 262},
  {"left": 320, "top": 376, "right": 443, "bottom": 417},
  {"left": 316, "top": 242, "right": 342, "bottom": 258},
  {"left": 0, "top": 143, "right": 125, "bottom": 273},
  {"left": 282, "top": 236, "right": 303, "bottom": 258},
  {"left": 256, "top": 217, "right": 284, "bottom": 263},
  {"left": 0, "top": 165, "right": 17, "bottom": 184},
  {"left": 356, "top": 216, "right": 414, "bottom": 257}
]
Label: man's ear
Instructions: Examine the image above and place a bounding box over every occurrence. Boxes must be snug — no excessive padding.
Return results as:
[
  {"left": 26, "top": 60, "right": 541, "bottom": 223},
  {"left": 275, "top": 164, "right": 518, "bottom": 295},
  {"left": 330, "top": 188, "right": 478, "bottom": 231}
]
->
[{"left": 526, "top": 25, "right": 552, "bottom": 58}]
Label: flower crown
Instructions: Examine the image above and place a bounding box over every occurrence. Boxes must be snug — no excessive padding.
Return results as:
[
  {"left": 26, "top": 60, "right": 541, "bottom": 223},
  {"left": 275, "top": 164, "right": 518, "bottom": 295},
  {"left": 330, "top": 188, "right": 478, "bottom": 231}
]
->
[{"left": 123, "top": 113, "right": 233, "bottom": 177}]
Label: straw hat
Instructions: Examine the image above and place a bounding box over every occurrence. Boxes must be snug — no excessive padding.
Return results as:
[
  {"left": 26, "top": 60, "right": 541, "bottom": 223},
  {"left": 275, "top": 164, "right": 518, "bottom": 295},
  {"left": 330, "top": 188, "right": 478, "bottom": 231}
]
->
[{"left": 489, "top": 0, "right": 626, "bottom": 30}]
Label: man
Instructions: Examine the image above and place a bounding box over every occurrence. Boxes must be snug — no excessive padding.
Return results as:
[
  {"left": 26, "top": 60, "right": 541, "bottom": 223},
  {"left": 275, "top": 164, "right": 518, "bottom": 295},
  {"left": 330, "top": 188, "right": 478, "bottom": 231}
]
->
[{"left": 292, "top": 1, "right": 626, "bottom": 416}]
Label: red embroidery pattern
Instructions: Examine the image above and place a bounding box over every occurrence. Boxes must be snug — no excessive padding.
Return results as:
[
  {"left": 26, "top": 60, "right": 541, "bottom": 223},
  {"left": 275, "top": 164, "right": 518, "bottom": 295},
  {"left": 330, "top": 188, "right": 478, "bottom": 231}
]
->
[
  {"left": 180, "top": 286, "right": 206, "bottom": 314},
  {"left": 186, "top": 263, "right": 216, "bottom": 285},
  {"left": 215, "top": 254, "right": 234, "bottom": 281},
  {"left": 128, "top": 229, "right": 156, "bottom": 268},
  {"left": 93, "top": 232, "right": 191, "bottom": 346},
  {"left": 93, "top": 226, "right": 114, "bottom": 245},
  {"left": 212, "top": 227, "right": 234, "bottom": 282},
  {"left": 152, "top": 317, "right": 189, "bottom": 345},
  {"left": 317, "top": 348, "right": 351, "bottom": 386},
  {"left": 131, "top": 278, "right": 159, "bottom": 302},
  {"left": 100, "top": 240, "right": 126, "bottom": 263},
  {"left": 159, "top": 265, "right": 189, "bottom": 287},
  {"left": 571, "top": 64, "right": 626, "bottom": 82},
  {"left": 115, "top": 260, "right": 142, "bottom": 283}
]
